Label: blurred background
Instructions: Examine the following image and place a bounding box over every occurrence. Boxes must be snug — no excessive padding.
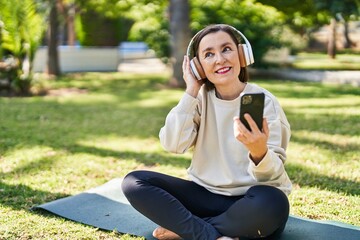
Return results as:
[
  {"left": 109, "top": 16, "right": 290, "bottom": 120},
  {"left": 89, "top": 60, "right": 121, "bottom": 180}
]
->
[
  {"left": 1, "top": 2, "right": 360, "bottom": 239},
  {"left": 1, "top": 0, "right": 359, "bottom": 95}
]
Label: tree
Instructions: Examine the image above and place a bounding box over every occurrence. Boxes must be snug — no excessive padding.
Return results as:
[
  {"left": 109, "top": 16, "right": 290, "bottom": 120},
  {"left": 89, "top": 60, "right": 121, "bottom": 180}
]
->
[
  {"left": 314, "top": 0, "right": 360, "bottom": 57},
  {"left": 257, "top": 0, "right": 360, "bottom": 57},
  {"left": 74, "top": 0, "right": 136, "bottom": 46},
  {"left": 0, "top": 19, "right": 3, "bottom": 60},
  {"left": 46, "top": 0, "right": 61, "bottom": 76},
  {"left": 328, "top": 18, "right": 336, "bottom": 58},
  {"left": 169, "top": 0, "right": 190, "bottom": 87},
  {"left": 127, "top": 0, "right": 298, "bottom": 86},
  {"left": 58, "top": 0, "right": 76, "bottom": 46},
  {"left": 256, "top": 0, "right": 327, "bottom": 33},
  {"left": 125, "top": 1, "right": 170, "bottom": 62},
  {"left": 191, "top": 0, "right": 291, "bottom": 66}
]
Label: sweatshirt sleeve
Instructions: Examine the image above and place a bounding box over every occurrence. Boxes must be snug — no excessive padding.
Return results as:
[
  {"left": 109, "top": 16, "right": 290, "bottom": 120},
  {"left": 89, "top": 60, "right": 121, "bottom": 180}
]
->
[
  {"left": 159, "top": 92, "right": 201, "bottom": 154},
  {"left": 247, "top": 93, "right": 291, "bottom": 183}
]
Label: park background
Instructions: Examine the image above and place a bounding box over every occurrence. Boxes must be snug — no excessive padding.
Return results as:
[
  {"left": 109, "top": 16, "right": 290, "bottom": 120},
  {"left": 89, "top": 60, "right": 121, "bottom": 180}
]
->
[{"left": 0, "top": 0, "right": 359, "bottom": 239}]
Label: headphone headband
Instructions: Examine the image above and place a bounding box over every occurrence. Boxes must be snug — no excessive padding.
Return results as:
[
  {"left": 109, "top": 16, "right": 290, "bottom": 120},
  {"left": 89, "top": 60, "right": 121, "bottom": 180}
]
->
[{"left": 186, "top": 24, "right": 254, "bottom": 65}]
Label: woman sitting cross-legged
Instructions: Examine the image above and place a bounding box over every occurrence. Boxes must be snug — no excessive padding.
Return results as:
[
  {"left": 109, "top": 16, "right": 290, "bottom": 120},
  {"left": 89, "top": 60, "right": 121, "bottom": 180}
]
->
[{"left": 122, "top": 24, "right": 292, "bottom": 240}]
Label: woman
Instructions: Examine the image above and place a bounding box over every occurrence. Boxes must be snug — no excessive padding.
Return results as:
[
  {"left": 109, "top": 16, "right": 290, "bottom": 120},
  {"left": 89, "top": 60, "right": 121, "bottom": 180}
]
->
[{"left": 122, "top": 24, "right": 292, "bottom": 240}]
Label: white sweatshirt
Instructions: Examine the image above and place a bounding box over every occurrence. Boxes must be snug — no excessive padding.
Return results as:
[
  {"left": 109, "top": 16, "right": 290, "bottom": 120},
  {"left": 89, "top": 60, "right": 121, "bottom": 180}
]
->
[{"left": 159, "top": 83, "right": 292, "bottom": 196}]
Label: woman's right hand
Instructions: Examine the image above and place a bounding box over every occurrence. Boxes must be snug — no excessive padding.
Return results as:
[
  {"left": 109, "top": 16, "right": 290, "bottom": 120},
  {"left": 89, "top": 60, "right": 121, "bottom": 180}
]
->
[{"left": 183, "top": 55, "right": 204, "bottom": 98}]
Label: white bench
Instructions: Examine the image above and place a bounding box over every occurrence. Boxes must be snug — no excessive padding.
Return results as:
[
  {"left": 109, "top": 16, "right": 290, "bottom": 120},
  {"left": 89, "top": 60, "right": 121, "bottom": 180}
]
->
[{"left": 119, "top": 42, "right": 154, "bottom": 59}]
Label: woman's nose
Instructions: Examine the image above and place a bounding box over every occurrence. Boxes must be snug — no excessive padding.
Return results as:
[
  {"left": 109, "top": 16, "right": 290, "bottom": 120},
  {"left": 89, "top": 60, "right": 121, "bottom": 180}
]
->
[{"left": 215, "top": 53, "right": 226, "bottom": 64}]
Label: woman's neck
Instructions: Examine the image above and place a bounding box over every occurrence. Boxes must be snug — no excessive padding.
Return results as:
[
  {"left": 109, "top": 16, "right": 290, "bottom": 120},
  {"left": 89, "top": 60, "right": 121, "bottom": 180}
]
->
[{"left": 215, "top": 81, "right": 246, "bottom": 100}]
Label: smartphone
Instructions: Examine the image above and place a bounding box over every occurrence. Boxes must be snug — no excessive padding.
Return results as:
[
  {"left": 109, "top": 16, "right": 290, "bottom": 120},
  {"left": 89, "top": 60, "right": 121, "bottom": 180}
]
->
[{"left": 239, "top": 93, "right": 265, "bottom": 131}]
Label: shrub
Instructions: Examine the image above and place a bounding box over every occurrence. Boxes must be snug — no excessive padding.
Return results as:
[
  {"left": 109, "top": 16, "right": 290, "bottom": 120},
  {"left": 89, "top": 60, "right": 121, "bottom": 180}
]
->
[{"left": 0, "top": 0, "right": 44, "bottom": 95}]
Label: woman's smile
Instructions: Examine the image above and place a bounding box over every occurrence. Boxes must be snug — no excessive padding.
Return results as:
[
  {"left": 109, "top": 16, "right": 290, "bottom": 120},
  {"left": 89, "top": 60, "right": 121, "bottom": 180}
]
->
[{"left": 216, "top": 67, "right": 232, "bottom": 74}]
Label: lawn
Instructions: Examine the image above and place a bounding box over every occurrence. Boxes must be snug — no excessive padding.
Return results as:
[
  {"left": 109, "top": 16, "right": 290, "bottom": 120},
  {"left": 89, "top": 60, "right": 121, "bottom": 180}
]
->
[
  {"left": 264, "top": 51, "right": 360, "bottom": 70},
  {"left": 292, "top": 52, "right": 360, "bottom": 70},
  {"left": 0, "top": 72, "right": 359, "bottom": 239}
]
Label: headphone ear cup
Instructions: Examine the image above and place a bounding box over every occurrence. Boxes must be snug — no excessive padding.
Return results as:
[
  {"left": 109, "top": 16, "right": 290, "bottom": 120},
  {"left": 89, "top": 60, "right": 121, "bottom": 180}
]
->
[
  {"left": 190, "top": 57, "right": 206, "bottom": 80},
  {"left": 241, "top": 44, "right": 252, "bottom": 66},
  {"left": 238, "top": 44, "right": 247, "bottom": 67}
]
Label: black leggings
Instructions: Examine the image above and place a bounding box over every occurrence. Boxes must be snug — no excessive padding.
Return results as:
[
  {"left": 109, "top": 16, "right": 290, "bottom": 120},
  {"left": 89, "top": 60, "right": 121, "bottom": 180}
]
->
[{"left": 121, "top": 170, "right": 289, "bottom": 240}]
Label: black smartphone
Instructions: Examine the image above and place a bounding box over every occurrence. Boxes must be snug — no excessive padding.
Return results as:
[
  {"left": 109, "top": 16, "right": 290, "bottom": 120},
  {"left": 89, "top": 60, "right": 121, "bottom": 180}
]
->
[{"left": 239, "top": 93, "right": 265, "bottom": 131}]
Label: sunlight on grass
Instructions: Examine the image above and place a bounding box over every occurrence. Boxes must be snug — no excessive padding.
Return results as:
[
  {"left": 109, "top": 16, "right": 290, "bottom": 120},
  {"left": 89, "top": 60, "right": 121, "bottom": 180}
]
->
[
  {"left": 1, "top": 73, "right": 359, "bottom": 239},
  {"left": 291, "top": 52, "right": 360, "bottom": 70},
  {"left": 135, "top": 89, "right": 183, "bottom": 108},
  {"left": 289, "top": 187, "right": 360, "bottom": 223},
  {"left": 77, "top": 136, "right": 161, "bottom": 152},
  {"left": 281, "top": 97, "right": 360, "bottom": 108},
  {"left": 255, "top": 79, "right": 360, "bottom": 226},
  {"left": 76, "top": 136, "right": 190, "bottom": 179}
]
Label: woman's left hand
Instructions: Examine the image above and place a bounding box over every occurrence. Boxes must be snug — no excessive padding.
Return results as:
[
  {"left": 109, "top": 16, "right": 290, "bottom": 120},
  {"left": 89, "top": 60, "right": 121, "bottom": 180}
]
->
[{"left": 233, "top": 114, "right": 269, "bottom": 165}]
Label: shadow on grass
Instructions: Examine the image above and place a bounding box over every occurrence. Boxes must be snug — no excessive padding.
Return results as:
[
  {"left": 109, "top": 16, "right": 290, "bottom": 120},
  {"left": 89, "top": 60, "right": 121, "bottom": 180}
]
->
[
  {"left": 0, "top": 146, "right": 190, "bottom": 212},
  {"left": 290, "top": 135, "right": 360, "bottom": 160},
  {"left": 54, "top": 72, "right": 175, "bottom": 104},
  {"left": 0, "top": 180, "right": 69, "bottom": 210},
  {"left": 66, "top": 144, "right": 191, "bottom": 169},
  {"left": 0, "top": 73, "right": 185, "bottom": 213},
  {"left": 0, "top": 98, "right": 172, "bottom": 152},
  {"left": 286, "top": 163, "right": 360, "bottom": 196},
  {"left": 285, "top": 110, "right": 360, "bottom": 137}
]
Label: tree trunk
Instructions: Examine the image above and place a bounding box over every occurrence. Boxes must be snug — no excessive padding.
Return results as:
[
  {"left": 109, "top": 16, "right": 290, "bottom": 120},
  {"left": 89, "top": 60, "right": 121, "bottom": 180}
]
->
[
  {"left": 0, "top": 21, "right": 3, "bottom": 59},
  {"left": 47, "top": 0, "right": 61, "bottom": 76},
  {"left": 343, "top": 20, "right": 353, "bottom": 49},
  {"left": 66, "top": 4, "right": 76, "bottom": 46},
  {"left": 169, "top": 0, "right": 190, "bottom": 87},
  {"left": 327, "top": 18, "right": 336, "bottom": 59}
]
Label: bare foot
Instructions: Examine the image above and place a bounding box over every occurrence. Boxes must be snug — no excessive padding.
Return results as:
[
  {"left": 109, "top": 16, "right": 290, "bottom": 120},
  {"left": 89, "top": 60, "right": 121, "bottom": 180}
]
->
[
  {"left": 217, "top": 237, "right": 239, "bottom": 240},
  {"left": 152, "top": 226, "right": 182, "bottom": 240}
]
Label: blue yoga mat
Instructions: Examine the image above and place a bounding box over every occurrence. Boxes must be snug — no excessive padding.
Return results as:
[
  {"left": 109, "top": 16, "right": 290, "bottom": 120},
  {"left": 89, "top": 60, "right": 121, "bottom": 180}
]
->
[{"left": 34, "top": 178, "right": 360, "bottom": 240}]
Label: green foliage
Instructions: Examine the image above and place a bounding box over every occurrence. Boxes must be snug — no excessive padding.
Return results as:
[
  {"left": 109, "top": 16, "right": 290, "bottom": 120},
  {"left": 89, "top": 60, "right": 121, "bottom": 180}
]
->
[
  {"left": 191, "top": 0, "right": 295, "bottom": 67},
  {"left": 125, "top": 0, "right": 302, "bottom": 66},
  {"left": 258, "top": 0, "right": 360, "bottom": 31},
  {"left": 126, "top": 2, "right": 170, "bottom": 62},
  {"left": 314, "top": 0, "right": 360, "bottom": 19},
  {"left": 257, "top": 0, "right": 330, "bottom": 31},
  {"left": 75, "top": 9, "right": 133, "bottom": 46},
  {"left": 72, "top": 0, "right": 305, "bottom": 66},
  {"left": 0, "top": 0, "right": 44, "bottom": 94},
  {"left": 74, "top": 0, "right": 136, "bottom": 46},
  {"left": 75, "top": 0, "right": 134, "bottom": 18}
]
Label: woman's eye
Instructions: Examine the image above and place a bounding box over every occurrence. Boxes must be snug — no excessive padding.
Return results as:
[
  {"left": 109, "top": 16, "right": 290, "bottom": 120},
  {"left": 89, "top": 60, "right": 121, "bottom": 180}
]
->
[
  {"left": 205, "top": 52, "right": 214, "bottom": 58},
  {"left": 223, "top": 47, "right": 232, "bottom": 52}
]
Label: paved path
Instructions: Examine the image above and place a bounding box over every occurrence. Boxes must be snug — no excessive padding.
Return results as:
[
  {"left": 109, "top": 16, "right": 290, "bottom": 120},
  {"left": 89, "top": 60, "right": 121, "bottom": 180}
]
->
[{"left": 118, "top": 58, "right": 360, "bottom": 86}]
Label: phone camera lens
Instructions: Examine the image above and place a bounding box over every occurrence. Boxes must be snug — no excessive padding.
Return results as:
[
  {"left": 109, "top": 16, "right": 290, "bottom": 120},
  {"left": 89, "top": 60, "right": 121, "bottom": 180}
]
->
[{"left": 242, "top": 95, "right": 252, "bottom": 105}]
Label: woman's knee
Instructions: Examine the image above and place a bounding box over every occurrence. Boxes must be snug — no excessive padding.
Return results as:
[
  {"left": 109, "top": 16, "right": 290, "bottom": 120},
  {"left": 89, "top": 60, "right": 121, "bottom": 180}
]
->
[
  {"left": 247, "top": 185, "right": 289, "bottom": 216},
  {"left": 121, "top": 170, "right": 148, "bottom": 197},
  {"left": 246, "top": 185, "right": 289, "bottom": 236}
]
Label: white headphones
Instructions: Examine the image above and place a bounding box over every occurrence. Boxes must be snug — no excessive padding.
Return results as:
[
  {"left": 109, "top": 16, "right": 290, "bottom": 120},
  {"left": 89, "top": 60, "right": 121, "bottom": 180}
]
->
[{"left": 186, "top": 24, "right": 254, "bottom": 80}]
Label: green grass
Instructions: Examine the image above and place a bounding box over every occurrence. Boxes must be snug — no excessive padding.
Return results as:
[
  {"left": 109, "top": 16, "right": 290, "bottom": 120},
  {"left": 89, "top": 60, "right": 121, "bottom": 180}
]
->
[
  {"left": 1, "top": 72, "right": 359, "bottom": 239},
  {"left": 264, "top": 51, "right": 360, "bottom": 70},
  {"left": 291, "top": 52, "right": 360, "bottom": 70}
]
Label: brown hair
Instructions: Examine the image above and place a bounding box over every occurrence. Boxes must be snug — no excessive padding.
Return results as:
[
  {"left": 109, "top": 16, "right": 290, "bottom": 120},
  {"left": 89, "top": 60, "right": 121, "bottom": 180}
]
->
[{"left": 190, "top": 24, "right": 249, "bottom": 90}]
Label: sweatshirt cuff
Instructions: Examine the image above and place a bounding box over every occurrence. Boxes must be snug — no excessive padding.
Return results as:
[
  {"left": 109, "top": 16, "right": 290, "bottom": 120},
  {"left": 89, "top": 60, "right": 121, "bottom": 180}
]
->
[{"left": 248, "top": 149, "right": 273, "bottom": 173}]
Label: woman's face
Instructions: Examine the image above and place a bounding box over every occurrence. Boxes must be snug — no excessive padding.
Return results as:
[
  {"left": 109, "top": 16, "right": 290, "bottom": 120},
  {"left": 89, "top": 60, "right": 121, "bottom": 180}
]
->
[{"left": 198, "top": 31, "right": 241, "bottom": 86}]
